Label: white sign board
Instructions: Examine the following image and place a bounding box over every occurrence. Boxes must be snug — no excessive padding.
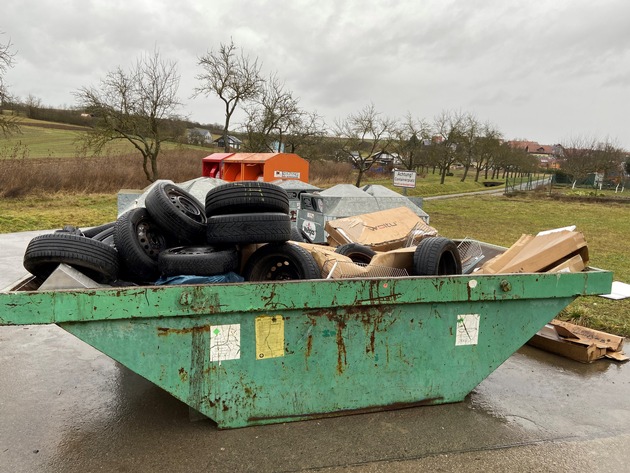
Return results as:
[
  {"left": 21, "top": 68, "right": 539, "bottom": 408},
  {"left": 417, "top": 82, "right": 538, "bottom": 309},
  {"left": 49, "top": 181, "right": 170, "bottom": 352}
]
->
[
  {"left": 274, "top": 170, "right": 301, "bottom": 179},
  {"left": 393, "top": 170, "right": 417, "bottom": 188}
]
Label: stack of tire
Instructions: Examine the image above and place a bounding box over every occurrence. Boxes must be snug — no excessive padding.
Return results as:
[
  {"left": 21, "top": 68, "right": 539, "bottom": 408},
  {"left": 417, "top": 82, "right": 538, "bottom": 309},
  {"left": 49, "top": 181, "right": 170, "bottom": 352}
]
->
[
  {"left": 23, "top": 181, "right": 320, "bottom": 285},
  {"left": 204, "top": 182, "right": 319, "bottom": 281}
]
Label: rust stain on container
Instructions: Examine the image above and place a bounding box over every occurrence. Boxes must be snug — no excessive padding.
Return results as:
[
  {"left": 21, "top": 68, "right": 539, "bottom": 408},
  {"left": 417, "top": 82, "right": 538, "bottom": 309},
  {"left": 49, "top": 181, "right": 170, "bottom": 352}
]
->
[
  {"left": 247, "top": 397, "right": 444, "bottom": 423},
  {"left": 336, "top": 319, "right": 347, "bottom": 374},
  {"left": 178, "top": 367, "right": 189, "bottom": 382},
  {"left": 157, "top": 325, "right": 210, "bottom": 336},
  {"left": 306, "top": 332, "right": 313, "bottom": 358}
]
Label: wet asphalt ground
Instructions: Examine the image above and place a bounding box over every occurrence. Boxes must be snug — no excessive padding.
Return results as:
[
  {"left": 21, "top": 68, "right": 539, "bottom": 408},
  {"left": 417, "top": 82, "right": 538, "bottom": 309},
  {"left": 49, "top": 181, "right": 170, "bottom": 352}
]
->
[{"left": 1, "top": 230, "right": 629, "bottom": 473}]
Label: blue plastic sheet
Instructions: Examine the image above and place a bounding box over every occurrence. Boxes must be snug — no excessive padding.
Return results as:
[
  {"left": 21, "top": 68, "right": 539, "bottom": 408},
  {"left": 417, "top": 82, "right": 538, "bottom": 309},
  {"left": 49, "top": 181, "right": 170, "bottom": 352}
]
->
[{"left": 155, "top": 272, "right": 244, "bottom": 285}]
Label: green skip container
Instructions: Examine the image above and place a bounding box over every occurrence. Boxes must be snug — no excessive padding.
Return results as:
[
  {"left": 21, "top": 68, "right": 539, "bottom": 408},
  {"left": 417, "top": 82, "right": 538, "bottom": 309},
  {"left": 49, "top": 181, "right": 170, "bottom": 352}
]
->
[{"left": 0, "top": 256, "right": 613, "bottom": 429}]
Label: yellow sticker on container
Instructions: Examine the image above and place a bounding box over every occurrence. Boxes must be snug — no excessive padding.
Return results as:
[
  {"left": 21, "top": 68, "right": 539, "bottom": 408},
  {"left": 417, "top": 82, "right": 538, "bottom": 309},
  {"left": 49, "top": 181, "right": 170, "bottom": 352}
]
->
[{"left": 255, "top": 315, "right": 285, "bottom": 359}]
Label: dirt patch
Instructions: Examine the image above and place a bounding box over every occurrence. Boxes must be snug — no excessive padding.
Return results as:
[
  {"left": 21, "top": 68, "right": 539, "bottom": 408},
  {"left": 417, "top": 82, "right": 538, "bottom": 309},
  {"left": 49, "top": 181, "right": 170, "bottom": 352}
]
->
[{"left": 21, "top": 122, "right": 89, "bottom": 131}]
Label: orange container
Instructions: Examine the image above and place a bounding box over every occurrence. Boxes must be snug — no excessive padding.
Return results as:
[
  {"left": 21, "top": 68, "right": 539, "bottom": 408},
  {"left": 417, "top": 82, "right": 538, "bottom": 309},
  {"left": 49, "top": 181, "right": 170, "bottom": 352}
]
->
[
  {"left": 220, "top": 153, "right": 309, "bottom": 183},
  {"left": 201, "top": 153, "right": 234, "bottom": 179}
]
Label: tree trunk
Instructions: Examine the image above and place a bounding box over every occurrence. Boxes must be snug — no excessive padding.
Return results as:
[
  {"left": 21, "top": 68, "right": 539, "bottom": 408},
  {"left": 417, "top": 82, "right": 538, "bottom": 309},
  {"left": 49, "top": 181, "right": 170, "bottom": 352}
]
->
[
  {"left": 461, "top": 164, "right": 470, "bottom": 182},
  {"left": 440, "top": 167, "right": 447, "bottom": 184},
  {"left": 223, "top": 110, "right": 232, "bottom": 152},
  {"left": 355, "top": 168, "right": 365, "bottom": 187},
  {"left": 150, "top": 152, "right": 159, "bottom": 182}
]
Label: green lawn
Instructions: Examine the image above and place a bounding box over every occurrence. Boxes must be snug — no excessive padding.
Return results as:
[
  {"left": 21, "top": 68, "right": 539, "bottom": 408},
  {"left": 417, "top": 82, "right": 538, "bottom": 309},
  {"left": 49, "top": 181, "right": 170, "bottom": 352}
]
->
[
  {"left": 425, "top": 194, "right": 630, "bottom": 336},
  {"left": 364, "top": 171, "right": 507, "bottom": 196},
  {"left": 0, "top": 118, "right": 214, "bottom": 159},
  {"left": 0, "top": 194, "right": 118, "bottom": 232}
]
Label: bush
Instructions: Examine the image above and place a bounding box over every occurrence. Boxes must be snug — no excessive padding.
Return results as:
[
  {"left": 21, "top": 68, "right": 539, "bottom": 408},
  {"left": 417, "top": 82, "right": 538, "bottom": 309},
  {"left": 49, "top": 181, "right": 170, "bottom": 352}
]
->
[
  {"left": 0, "top": 149, "right": 208, "bottom": 198},
  {"left": 309, "top": 160, "right": 354, "bottom": 186}
]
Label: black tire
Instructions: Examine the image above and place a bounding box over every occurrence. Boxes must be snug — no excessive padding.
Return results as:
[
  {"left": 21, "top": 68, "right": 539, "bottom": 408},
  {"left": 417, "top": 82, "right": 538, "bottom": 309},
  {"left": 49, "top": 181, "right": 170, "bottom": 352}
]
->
[
  {"left": 114, "top": 208, "right": 172, "bottom": 283},
  {"left": 289, "top": 224, "right": 305, "bottom": 242},
  {"left": 412, "top": 237, "right": 462, "bottom": 276},
  {"left": 92, "top": 225, "right": 115, "bottom": 243},
  {"left": 205, "top": 181, "right": 290, "bottom": 216},
  {"left": 145, "top": 182, "right": 207, "bottom": 245},
  {"left": 158, "top": 246, "right": 239, "bottom": 277},
  {"left": 243, "top": 243, "right": 321, "bottom": 281},
  {"left": 207, "top": 213, "right": 291, "bottom": 245},
  {"left": 82, "top": 221, "right": 116, "bottom": 239},
  {"left": 23, "top": 233, "right": 119, "bottom": 283},
  {"left": 335, "top": 243, "right": 376, "bottom": 264},
  {"left": 96, "top": 232, "right": 115, "bottom": 248}
]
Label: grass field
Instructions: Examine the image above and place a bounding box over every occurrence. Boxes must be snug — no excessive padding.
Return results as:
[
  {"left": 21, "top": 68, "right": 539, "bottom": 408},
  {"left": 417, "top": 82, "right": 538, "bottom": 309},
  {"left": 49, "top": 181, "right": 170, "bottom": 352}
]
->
[{"left": 0, "top": 118, "right": 212, "bottom": 159}]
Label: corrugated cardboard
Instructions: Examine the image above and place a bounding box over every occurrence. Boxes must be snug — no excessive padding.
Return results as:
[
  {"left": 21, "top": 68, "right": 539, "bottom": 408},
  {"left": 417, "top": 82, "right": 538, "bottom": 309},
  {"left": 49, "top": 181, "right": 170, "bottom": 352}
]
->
[
  {"left": 547, "top": 254, "right": 586, "bottom": 273},
  {"left": 325, "top": 207, "right": 438, "bottom": 252},
  {"left": 291, "top": 242, "right": 414, "bottom": 279},
  {"left": 369, "top": 246, "right": 416, "bottom": 275},
  {"left": 528, "top": 319, "right": 628, "bottom": 363},
  {"left": 476, "top": 229, "right": 589, "bottom": 274}
]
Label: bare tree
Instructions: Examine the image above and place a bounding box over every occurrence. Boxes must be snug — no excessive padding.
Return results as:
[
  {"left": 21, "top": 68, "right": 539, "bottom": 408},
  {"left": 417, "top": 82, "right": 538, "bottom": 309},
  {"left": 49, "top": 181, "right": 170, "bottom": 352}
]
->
[
  {"left": 560, "top": 136, "right": 599, "bottom": 188},
  {"left": 334, "top": 104, "right": 396, "bottom": 187},
  {"left": 474, "top": 123, "right": 502, "bottom": 182},
  {"left": 195, "top": 40, "right": 263, "bottom": 152},
  {"left": 241, "top": 73, "right": 302, "bottom": 152},
  {"left": 593, "top": 138, "right": 625, "bottom": 187},
  {"left": 458, "top": 113, "right": 481, "bottom": 182},
  {"left": 390, "top": 113, "right": 431, "bottom": 171},
  {"left": 74, "top": 50, "right": 183, "bottom": 182},
  {"left": 23, "top": 94, "right": 42, "bottom": 118},
  {"left": 431, "top": 110, "right": 465, "bottom": 184},
  {"left": 282, "top": 110, "right": 328, "bottom": 158},
  {"left": 0, "top": 33, "right": 18, "bottom": 136}
]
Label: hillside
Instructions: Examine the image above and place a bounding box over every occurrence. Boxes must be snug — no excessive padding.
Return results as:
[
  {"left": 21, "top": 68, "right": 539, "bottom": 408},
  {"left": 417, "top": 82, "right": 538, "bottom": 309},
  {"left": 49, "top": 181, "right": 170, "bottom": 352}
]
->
[{"left": 0, "top": 118, "right": 213, "bottom": 159}]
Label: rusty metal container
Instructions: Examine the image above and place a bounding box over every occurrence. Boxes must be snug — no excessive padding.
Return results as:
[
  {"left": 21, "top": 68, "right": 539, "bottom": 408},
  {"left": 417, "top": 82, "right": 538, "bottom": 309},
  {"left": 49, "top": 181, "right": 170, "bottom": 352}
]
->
[{"left": 0, "top": 262, "right": 612, "bottom": 428}]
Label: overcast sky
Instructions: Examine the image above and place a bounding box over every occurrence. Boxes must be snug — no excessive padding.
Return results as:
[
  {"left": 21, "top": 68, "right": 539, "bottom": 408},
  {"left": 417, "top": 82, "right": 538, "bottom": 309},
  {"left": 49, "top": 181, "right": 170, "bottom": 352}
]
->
[{"left": 3, "top": 0, "right": 630, "bottom": 148}]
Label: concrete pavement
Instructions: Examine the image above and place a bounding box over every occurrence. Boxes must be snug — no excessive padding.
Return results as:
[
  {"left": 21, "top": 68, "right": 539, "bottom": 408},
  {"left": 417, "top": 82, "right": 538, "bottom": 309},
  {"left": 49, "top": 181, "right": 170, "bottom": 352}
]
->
[{"left": 1, "top": 229, "right": 629, "bottom": 473}]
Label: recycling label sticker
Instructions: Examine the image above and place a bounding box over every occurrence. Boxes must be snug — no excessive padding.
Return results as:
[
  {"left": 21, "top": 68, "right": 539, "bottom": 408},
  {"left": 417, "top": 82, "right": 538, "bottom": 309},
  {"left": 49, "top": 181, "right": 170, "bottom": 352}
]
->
[
  {"left": 210, "top": 324, "right": 241, "bottom": 362},
  {"left": 455, "top": 314, "right": 480, "bottom": 346}
]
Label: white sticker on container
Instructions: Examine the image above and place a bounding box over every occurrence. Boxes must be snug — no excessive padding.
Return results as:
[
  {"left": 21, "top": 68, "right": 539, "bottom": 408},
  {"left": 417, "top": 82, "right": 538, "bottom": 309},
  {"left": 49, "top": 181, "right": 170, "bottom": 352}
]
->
[
  {"left": 456, "top": 314, "right": 480, "bottom": 346},
  {"left": 210, "top": 324, "right": 241, "bottom": 362}
]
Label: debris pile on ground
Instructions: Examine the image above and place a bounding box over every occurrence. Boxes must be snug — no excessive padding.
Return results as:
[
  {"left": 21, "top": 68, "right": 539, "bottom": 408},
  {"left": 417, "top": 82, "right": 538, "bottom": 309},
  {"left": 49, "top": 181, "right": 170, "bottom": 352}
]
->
[{"left": 528, "top": 319, "right": 629, "bottom": 363}]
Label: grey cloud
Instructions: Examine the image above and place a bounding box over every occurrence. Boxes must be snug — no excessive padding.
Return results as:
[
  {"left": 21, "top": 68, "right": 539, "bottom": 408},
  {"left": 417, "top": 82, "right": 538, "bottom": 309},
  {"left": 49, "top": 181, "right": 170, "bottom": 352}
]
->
[{"left": 2, "top": 0, "right": 630, "bottom": 148}]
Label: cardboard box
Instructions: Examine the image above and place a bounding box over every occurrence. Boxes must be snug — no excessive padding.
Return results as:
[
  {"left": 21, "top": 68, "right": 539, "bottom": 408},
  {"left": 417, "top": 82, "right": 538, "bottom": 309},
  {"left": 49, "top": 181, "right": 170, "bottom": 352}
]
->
[
  {"left": 369, "top": 246, "right": 416, "bottom": 275},
  {"left": 324, "top": 207, "right": 438, "bottom": 252},
  {"left": 547, "top": 254, "right": 586, "bottom": 273},
  {"left": 528, "top": 319, "right": 628, "bottom": 363},
  {"left": 291, "top": 242, "right": 413, "bottom": 279},
  {"left": 476, "top": 229, "right": 589, "bottom": 274}
]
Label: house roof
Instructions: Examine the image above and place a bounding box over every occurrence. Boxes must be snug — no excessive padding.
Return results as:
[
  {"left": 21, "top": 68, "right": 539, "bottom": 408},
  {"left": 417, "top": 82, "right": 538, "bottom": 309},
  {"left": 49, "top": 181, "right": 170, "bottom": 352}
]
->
[
  {"left": 213, "top": 135, "right": 243, "bottom": 144},
  {"left": 508, "top": 140, "right": 555, "bottom": 155}
]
